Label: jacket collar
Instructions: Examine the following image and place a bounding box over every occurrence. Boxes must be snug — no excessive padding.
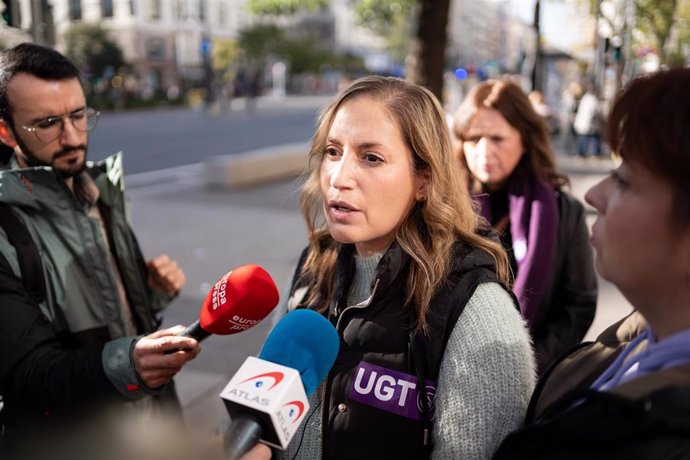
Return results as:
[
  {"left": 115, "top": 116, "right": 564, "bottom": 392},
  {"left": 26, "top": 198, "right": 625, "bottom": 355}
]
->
[
  {"left": 331, "top": 241, "right": 410, "bottom": 313},
  {"left": 0, "top": 152, "right": 124, "bottom": 210}
]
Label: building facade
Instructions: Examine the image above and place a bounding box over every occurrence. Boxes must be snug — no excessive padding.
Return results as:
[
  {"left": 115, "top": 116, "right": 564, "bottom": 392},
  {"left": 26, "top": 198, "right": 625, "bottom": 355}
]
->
[{"left": 12, "top": 0, "right": 250, "bottom": 93}]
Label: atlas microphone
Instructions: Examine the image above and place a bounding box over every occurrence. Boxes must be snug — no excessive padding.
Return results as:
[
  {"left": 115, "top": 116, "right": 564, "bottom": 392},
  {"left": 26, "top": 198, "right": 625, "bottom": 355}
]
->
[
  {"left": 220, "top": 309, "right": 340, "bottom": 460},
  {"left": 180, "top": 264, "right": 280, "bottom": 341}
]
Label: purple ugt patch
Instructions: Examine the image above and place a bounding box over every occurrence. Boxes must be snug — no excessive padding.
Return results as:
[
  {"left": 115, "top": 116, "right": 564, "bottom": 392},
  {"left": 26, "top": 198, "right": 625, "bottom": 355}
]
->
[{"left": 348, "top": 361, "right": 436, "bottom": 420}]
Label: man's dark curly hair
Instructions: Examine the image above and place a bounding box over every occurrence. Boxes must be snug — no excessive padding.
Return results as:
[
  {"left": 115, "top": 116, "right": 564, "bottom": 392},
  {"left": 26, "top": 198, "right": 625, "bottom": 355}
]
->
[{"left": 0, "top": 42, "right": 80, "bottom": 118}]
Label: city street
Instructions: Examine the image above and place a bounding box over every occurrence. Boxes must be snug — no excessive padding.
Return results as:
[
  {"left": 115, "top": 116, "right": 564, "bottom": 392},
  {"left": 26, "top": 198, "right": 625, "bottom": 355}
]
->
[
  {"left": 114, "top": 99, "right": 632, "bottom": 433},
  {"left": 88, "top": 96, "right": 332, "bottom": 174}
]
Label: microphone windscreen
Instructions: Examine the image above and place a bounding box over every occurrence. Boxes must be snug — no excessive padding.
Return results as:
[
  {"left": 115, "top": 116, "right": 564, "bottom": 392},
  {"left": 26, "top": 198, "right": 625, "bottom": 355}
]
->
[
  {"left": 259, "top": 309, "right": 339, "bottom": 396},
  {"left": 200, "top": 264, "right": 280, "bottom": 335}
]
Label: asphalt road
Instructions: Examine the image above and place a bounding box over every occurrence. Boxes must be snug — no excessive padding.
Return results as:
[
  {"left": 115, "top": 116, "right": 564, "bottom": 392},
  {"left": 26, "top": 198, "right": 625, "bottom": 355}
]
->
[{"left": 88, "top": 96, "right": 332, "bottom": 174}]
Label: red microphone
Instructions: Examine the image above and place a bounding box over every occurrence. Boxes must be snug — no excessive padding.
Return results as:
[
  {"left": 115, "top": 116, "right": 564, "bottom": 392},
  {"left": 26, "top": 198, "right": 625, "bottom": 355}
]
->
[{"left": 180, "top": 264, "right": 280, "bottom": 342}]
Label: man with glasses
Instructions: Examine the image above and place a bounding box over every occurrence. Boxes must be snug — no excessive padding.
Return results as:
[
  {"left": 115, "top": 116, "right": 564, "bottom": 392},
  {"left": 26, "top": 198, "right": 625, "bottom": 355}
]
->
[{"left": 0, "top": 43, "right": 200, "bottom": 447}]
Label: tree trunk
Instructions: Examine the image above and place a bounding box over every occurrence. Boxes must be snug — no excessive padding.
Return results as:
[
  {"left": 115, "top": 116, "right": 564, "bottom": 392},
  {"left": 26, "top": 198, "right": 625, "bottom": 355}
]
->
[{"left": 404, "top": 0, "right": 450, "bottom": 101}]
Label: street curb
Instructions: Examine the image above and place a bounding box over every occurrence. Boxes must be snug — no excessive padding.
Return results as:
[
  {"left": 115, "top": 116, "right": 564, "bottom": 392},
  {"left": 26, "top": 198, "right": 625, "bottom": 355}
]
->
[
  {"left": 126, "top": 163, "right": 204, "bottom": 188},
  {"left": 125, "top": 145, "right": 614, "bottom": 191},
  {"left": 205, "top": 142, "right": 311, "bottom": 188},
  {"left": 556, "top": 156, "right": 616, "bottom": 176}
]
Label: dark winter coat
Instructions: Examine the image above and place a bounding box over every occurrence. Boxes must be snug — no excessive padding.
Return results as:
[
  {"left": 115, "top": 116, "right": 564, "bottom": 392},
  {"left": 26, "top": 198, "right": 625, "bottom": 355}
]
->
[{"left": 493, "top": 312, "right": 690, "bottom": 460}]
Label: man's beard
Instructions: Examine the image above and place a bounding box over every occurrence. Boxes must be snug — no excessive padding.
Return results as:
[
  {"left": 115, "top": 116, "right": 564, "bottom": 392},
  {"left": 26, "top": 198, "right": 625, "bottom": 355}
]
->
[{"left": 14, "top": 134, "right": 88, "bottom": 178}]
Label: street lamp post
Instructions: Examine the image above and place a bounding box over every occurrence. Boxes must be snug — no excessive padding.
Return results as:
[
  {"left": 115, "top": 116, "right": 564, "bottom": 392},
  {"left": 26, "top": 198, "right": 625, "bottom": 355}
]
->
[
  {"left": 622, "top": 0, "right": 636, "bottom": 85},
  {"left": 598, "top": 0, "right": 631, "bottom": 95},
  {"left": 30, "top": 0, "right": 44, "bottom": 45},
  {"left": 531, "top": 0, "right": 543, "bottom": 92}
]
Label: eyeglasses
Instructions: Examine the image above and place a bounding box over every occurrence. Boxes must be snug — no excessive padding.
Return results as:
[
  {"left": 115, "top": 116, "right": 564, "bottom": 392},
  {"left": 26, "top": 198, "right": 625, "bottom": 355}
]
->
[{"left": 18, "top": 107, "right": 100, "bottom": 143}]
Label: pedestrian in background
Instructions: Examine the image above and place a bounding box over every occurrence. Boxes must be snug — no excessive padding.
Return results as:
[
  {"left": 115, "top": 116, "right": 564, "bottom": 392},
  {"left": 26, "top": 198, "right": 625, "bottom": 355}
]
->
[
  {"left": 561, "top": 81, "right": 582, "bottom": 153},
  {"left": 452, "top": 79, "right": 597, "bottom": 375},
  {"left": 528, "top": 90, "right": 557, "bottom": 136},
  {"left": 493, "top": 67, "right": 690, "bottom": 460},
  {"left": 280, "top": 76, "right": 535, "bottom": 459},
  {"left": 573, "top": 78, "right": 604, "bottom": 158},
  {"left": 0, "top": 43, "right": 199, "bottom": 449}
]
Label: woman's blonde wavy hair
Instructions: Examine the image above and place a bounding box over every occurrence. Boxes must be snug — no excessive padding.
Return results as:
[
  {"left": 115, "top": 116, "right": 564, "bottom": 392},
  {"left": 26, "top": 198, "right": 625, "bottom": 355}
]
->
[{"left": 298, "top": 76, "right": 510, "bottom": 331}]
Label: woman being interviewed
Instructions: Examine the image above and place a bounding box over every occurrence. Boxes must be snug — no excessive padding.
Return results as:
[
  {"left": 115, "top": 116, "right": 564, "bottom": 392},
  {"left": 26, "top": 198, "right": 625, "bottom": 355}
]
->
[
  {"left": 453, "top": 80, "right": 598, "bottom": 375},
  {"left": 280, "top": 76, "right": 535, "bottom": 460}
]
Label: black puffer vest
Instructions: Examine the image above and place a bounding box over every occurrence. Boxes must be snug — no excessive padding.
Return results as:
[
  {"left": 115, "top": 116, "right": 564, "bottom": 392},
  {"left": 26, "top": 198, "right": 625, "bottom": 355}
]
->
[{"left": 289, "top": 241, "right": 509, "bottom": 459}]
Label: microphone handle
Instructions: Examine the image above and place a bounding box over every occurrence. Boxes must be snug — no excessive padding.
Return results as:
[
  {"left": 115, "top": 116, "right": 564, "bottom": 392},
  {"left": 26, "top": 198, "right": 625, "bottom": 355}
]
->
[
  {"left": 180, "top": 320, "right": 211, "bottom": 341},
  {"left": 224, "top": 414, "right": 264, "bottom": 460},
  {"left": 164, "top": 321, "right": 211, "bottom": 354}
]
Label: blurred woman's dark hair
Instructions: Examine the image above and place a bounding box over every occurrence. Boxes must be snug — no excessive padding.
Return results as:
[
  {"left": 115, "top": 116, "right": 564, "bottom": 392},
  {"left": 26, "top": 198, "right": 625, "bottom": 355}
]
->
[
  {"left": 607, "top": 68, "right": 690, "bottom": 226},
  {"left": 453, "top": 79, "right": 568, "bottom": 191}
]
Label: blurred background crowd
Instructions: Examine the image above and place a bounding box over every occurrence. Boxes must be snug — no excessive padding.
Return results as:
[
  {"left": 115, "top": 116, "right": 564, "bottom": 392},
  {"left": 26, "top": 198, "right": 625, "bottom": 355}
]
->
[{"left": 0, "top": 0, "right": 686, "bottom": 150}]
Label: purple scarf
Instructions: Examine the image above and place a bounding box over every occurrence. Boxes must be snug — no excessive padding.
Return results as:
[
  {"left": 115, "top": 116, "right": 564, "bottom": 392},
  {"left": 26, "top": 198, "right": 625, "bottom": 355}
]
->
[{"left": 475, "top": 172, "right": 558, "bottom": 329}]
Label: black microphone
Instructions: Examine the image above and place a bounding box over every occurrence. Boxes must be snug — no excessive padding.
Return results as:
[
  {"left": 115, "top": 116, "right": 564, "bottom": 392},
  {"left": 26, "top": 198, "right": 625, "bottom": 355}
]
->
[{"left": 219, "top": 309, "right": 339, "bottom": 460}]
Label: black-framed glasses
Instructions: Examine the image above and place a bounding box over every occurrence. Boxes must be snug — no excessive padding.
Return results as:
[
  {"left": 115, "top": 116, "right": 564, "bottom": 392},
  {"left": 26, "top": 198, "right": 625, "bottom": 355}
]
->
[{"left": 18, "top": 107, "right": 100, "bottom": 143}]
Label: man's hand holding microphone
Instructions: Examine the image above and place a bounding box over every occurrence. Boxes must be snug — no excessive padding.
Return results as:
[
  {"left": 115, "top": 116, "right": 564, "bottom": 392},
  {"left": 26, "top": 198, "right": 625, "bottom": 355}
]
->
[{"left": 133, "top": 263, "right": 280, "bottom": 390}]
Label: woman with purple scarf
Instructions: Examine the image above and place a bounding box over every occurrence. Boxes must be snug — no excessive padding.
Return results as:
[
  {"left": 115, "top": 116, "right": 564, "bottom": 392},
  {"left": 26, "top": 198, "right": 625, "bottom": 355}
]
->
[{"left": 452, "top": 80, "right": 597, "bottom": 375}]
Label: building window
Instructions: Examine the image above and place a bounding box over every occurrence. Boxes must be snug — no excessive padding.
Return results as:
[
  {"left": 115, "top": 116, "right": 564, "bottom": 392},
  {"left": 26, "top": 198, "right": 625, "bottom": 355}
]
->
[
  {"left": 147, "top": 37, "right": 166, "bottom": 60},
  {"left": 148, "top": 0, "right": 161, "bottom": 20},
  {"left": 198, "top": 0, "right": 205, "bottom": 22},
  {"left": 69, "top": 0, "right": 81, "bottom": 20},
  {"left": 217, "top": 2, "right": 226, "bottom": 26},
  {"left": 3, "top": 0, "right": 22, "bottom": 27},
  {"left": 101, "top": 0, "right": 113, "bottom": 17},
  {"left": 174, "top": 0, "right": 185, "bottom": 20}
]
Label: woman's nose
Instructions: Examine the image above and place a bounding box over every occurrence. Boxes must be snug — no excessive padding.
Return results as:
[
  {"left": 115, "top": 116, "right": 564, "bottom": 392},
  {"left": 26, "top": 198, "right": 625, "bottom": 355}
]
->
[
  {"left": 329, "top": 151, "right": 355, "bottom": 189},
  {"left": 584, "top": 176, "right": 607, "bottom": 213},
  {"left": 475, "top": 137, "right": 490, "bottom": 157}
]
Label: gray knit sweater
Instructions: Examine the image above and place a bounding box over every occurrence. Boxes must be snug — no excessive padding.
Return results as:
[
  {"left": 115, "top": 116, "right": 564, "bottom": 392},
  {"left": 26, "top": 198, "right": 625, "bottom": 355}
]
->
[{"left": 278, "top": 255, "right": 536, "bottom": 459}]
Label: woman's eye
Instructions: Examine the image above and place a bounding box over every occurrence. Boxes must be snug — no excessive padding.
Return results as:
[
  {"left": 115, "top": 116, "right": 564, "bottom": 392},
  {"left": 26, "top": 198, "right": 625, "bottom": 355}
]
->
[
  {"left": 466, "top": 136, "right": 481, "bottom": 144},
  {"left": 363, "top": 153, "right": 383, "bottom": 163},
  {"left": 611, "top": 170, "right": 628, "bottom": 188},
  {"left": 324, "top": 147, "right": 340, "bottom": 158},
  {"left": 490, "top": 136, "right": 504, "bottom": 143}
]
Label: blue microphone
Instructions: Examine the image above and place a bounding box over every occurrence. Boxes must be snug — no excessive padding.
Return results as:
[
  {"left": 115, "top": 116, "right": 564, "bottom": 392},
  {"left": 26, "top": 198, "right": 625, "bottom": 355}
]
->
[
  {"left": 220, "top": 309, "right": 339, "bottom": 459},
  {"left": 258, "top": 308, "right": 339, "bottom": 396}
]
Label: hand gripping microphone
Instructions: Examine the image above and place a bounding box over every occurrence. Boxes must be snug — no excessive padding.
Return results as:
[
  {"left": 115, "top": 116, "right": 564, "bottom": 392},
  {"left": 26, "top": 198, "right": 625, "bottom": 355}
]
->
[
  {"left": 220, "top": 309, "right": 340, "bottom": 460},
  {"left": 181, "top": 264, "right": 280, "bottom": 341}
]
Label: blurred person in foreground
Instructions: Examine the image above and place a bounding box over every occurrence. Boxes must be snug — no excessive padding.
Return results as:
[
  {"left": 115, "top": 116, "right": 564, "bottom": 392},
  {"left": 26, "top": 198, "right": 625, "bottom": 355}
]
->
[
  {"left": 0, "top": 43, "right": 199, "bottom": 448},
  {"left": 493, "top": 68, "right": 690, "bottom": 459},
  {"left": 279, "top": 76, "right": 535, "bottom": 459},
  {"left": 3, "top": 408, "right": 273, "bottom": 460},
  {"left": 452, "top": 80, "right": 597, "bottom": 375}
]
